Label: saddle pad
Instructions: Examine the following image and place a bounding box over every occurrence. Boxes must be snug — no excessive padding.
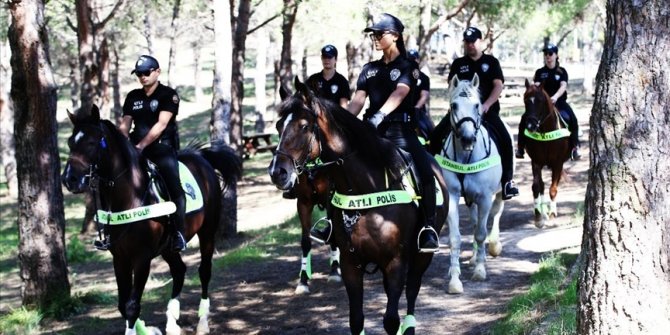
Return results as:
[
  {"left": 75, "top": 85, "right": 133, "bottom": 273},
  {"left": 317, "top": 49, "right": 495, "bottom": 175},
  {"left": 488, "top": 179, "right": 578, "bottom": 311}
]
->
[
  {"left": 96, "top": 202, "right": 176, "bottom": 225},
  {"left": 178, "top": 162, "right": 204, "bottom": 213},
  {"left": 435, "top": 154, "right": 501, "bottom": 174},
  {"left": 401, "top": 174, "right": 444, "bottom": 207},
  {"left": 524, "top": 128, "right": 571, "bottom": 141}
]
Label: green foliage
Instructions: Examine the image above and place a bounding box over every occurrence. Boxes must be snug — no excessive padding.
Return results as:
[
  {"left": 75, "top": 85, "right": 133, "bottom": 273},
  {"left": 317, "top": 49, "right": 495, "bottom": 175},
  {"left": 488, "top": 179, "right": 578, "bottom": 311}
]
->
[
  {"left": 0, "top": 307, "right": 43, "bottom": 335},
  {"left": 66, "top": 235, "right": 103, "bottom": 264},
  {"left": 42, "top": 291, "right": 86, "bottom": 320},
  {"left": 490, "top": 252, "right": 578, "bottom": 335}
]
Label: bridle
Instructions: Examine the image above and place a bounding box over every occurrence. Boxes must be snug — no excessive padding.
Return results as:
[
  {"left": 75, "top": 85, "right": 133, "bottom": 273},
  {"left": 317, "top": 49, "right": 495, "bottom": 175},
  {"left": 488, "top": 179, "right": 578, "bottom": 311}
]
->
[
  {"left": 450, "top": 96, "right": 482, "bottom": 140},
  {"left": 526, "top": 90, "right": 556, "bottom": 131}
]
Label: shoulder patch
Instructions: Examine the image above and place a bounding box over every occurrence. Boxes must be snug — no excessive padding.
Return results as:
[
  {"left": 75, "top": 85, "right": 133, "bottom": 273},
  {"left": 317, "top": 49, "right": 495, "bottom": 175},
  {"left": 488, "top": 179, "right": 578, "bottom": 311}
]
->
[
  {"left": 172, "top": 94, "right": 180, "bottom": 104},
  {"left": 413, "top": 69, "right": 420, "bottom": 79}
]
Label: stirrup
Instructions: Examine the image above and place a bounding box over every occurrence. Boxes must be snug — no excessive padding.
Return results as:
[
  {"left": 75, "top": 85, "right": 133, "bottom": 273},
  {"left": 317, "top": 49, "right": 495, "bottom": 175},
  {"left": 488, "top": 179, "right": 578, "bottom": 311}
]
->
[
  {"left": 515, "top": 148, "right": 525, "bottom": 159},
  {"left": 93, "top": 237, "right": 110, "bottom": 251},
  {"left": 571, "top": 147, "right": 581, "bottom": 161},
  {"left": 417, "top": 226, "right": 439, "bottom": 253},
  {"left": 310, "top": 217, "right": 332, "bottom": 244},
  {"left": 172, "top": 231, "right": 186, "bottom": 252},
  {"left": 502, "top": 181, "right": 519, "bottom": 200}
]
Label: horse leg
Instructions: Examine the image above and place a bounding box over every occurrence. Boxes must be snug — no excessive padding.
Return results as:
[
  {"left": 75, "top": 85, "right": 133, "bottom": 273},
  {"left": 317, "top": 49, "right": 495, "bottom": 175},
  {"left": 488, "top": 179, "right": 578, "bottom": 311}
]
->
[
  {"left": 125, "top": 257, "right": 155, "bottom": 334},
  {"left": 296, "top": 199, "right": 313, "bottom": 295},
  {"left": 341, "top": 256, "right": 365, "bottom": 334},
  {"left": 195, "top": 229, "right": 216, "bottom": 335},
  {"left": 487, "top": 192, "right": 504, "bottom": 257},
  {"left": 328, "top": 244, "right": 342, "bottom": 282},
  {"left": 467, "top": 203, "right": 479, "bottom": 265},
  {"left": 113, "top": 257, "right": 132, "bottom": 324},
  {"left": 403, "top": 254, "right": 433, "bottom": 335},
  {"left": 382, "top": 260, "right": 405, "bottom": 335},
  {"left": 531, "top": 163, "right": 546, "bottom": 228},
  {"left": 447, "top": 193, "right": 463, "bottom": 294},
  {"left": 472, "top": 198, "right": 492, "bottom": 281},
  {"left": 161, "top": 251, "right": 186, "bottom": 335},
  {"left": 548, "top": 165, "right": 563, "bottom": 218}
]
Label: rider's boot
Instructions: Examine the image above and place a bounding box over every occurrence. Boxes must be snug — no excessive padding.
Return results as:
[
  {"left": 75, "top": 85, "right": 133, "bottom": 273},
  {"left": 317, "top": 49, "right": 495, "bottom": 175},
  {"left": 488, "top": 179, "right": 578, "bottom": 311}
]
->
[
  {"left": 502, "top": 180, "right": 520, "bottom": 200},
  {"left": 515, "top": 146, "right": 525, "bottom": 159},
  {"left": 172, "top": 196, "right": 187, "bottom": 252},
  {"left": 310, "top": 218, "right": 332, "bottom": 244},
  {"left": 571, "top": 146, "right": 582, "bottom": 161},
  {"left": 418, "top": 217, "right": 440, "bottom": 253}
]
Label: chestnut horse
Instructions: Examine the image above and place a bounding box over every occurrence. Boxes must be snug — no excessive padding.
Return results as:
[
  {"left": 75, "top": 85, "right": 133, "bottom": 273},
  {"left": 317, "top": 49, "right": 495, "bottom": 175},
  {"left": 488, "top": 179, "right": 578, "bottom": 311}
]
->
[
  {"left": 62, "top": 105, "right": 241, "bottom": 335},
  {"left": 522, "top": 80, "right": 571, "bottom": 227},
  {"left": 268, "top": 79, "right": 447, "bottom": 335}
]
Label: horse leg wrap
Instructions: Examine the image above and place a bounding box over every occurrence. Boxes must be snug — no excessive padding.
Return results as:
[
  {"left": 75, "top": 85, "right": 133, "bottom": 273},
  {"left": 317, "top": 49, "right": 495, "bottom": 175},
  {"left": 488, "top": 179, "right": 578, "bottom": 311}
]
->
[
  {"left": 197, "top": 299, "right": 211, "bottom": 335},
  {"left": 166, "top": 298, "right": 181, "bottom": 335},
  {"left": 329, "top": 248, "right": 340, "bottom": 266},
  {"left": 398, "top": 315, "right": 417, "bottom": 335},
  {"left": 133, "top": 319, "right": 149, "bottom": 335},
  {"left": 198, "top": 298, "right": 210, "bottom": 318},
  {"left": 300, "top": 252, "right": 312, "bottom": 279},
  {"left": 167, "top": 298, "right": 180, "bottom": 320}
]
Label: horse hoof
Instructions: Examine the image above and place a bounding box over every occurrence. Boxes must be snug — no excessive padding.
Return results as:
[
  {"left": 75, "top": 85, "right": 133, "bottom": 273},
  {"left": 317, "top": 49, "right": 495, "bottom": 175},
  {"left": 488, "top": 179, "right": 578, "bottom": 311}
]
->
[
  {"left": 472, "top": 264, "right": 487, "bottom": 281},
  {"left": 468, "top": 254, "right": 477, "bottom": 265},
  {"left": 165, "top": 325, "right": 180, "bottom": 335},
  {"left": 147, "top": 326, "right": 163, "bottom": 335},
  {"left": 448, "top": 278, "right": 464, "bottom": 294},
  {"left": 196, "top": 319, "right": 210, "bottom": 335},
  {"left": 488, "top": 241, "right": 502, "bottom": 257},
  {"left": 327, "top": 274, "right": 342, "bottom": 283},
  {"left": 295, "top": 284, "right": 310, "bottom": 295}
]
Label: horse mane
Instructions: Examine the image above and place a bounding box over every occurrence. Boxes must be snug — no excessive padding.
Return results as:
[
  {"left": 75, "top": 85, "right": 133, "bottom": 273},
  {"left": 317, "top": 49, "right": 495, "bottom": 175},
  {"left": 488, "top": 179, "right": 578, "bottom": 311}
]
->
[
  {"left": 278, "top": 95, "right": 404, "bottom": 176},
  {"left": 99, "top": 119, "right": 148, "bottom": 172}
]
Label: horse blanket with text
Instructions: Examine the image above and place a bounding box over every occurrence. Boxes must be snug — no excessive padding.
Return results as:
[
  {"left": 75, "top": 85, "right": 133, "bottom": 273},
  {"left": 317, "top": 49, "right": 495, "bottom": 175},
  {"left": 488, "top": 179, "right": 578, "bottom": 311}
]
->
[{"left": 96, "top": 162, "right": 203, "bottom": 225}]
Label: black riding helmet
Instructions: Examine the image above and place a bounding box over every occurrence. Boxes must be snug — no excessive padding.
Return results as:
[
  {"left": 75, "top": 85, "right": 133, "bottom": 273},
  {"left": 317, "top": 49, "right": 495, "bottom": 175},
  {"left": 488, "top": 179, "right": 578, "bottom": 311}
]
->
[{"left": 364, "top": 13, "right": 404, "bottom": 34}]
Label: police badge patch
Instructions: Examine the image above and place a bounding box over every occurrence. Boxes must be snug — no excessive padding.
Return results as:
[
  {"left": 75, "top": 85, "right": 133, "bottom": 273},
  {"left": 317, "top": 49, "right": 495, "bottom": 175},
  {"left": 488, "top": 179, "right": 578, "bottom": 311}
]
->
[
  {"left": 330, "top": 85, "right": 338, "bottom": 94},
  {"left": 481, "top": 63, "right": 490, "bottom": 72},
  {"left": 390, "top": 69, "right": 401, "bottom": 81},
  {"left": 172, "top": 94, "right": 180, "bottom": 104},
  {"left": 412, "top": 69, "right": 420, "bottom": 80},
  {"left": 555, "top": 74, "right": 560, "bottom": 81},
  {"left": 150, "top": 100, "right": 159, "bottom": 112}
]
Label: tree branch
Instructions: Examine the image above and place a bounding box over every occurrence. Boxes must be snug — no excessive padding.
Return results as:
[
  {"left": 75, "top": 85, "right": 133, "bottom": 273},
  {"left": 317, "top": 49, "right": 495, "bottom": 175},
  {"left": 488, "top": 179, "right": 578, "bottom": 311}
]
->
[
  {"left": 95, "top": 0, "right": 125, "bottom": 31},
  {"left": 248, "top": 13, "right": 280, "bottom": 35}
]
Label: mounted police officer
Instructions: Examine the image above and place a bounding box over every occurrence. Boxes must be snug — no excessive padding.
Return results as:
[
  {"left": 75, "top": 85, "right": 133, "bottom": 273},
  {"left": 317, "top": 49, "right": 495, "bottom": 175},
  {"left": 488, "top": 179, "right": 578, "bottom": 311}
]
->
[
  {"left": 103, "top": 54, "right": 186, "bottom": 252},
  {"left": 307, "top": 44, "right": 351, "bottom": 108},
  {"left": 347, "top": 13, "right": 440, "bottom": 253},
  {"left": 431, "top": 27, "right": 520, "bottom": 200},
  {"left": 516, "top": 43, "right": 581, "bottom": 160},
  {"left": 408, "top": 48, "right": 434, "bottom": 145}
]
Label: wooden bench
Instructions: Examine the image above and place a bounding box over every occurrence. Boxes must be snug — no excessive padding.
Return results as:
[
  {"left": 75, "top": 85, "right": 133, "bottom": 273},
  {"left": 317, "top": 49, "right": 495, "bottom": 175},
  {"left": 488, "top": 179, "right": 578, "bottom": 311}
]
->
[{"left": 242, "top": 132, "right": 277, "bottom": 158}]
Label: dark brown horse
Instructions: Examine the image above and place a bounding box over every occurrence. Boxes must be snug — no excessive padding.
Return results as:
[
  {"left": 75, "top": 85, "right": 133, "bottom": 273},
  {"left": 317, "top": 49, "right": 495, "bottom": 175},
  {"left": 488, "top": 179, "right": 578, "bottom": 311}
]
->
[
  {"left": 62, "top": 105, "right": 241, "bottom": 335},
  {"left": 291, "top": 169, "right": 342, "bottom": 294},
  {"left": 522, "top": 80, "right": 571, "bottom": 227},
  {"left": 268, "top": 79, "right": 447, "bottom": 335}
]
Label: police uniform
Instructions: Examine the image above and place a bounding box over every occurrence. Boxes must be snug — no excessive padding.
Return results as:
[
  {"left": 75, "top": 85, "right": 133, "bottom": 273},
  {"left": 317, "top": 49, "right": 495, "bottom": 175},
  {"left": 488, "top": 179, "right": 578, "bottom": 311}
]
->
[
  {"left": 530, "top": 65, "right": 579, "bottom": 148},
  {"left": 123, "top": 79, "right": 186, "bottom": 251},
  {"left": 356, "top": 54, "right": 437, "bottom": 235},
  {"left": 307, "top": 71, "right": 350, "bottom": 105}
]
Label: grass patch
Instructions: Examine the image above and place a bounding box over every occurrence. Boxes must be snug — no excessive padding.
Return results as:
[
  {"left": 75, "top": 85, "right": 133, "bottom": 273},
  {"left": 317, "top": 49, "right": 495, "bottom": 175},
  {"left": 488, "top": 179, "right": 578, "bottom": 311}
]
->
[
  {"left": 0, "top": 307, "right": 42, "bottom": 335},
  {"left": 66, "top": 235, "right": 103, "bottom": 264},
  {"left": 490, "top": 252, "right": 578, "bottom": 335}
]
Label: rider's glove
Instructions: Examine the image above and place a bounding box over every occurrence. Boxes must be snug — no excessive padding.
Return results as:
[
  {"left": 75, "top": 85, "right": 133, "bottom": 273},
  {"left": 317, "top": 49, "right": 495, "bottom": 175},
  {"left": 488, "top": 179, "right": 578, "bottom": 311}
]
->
[{"left": 367, "top": 111, "right": 385, "bottom": 129}]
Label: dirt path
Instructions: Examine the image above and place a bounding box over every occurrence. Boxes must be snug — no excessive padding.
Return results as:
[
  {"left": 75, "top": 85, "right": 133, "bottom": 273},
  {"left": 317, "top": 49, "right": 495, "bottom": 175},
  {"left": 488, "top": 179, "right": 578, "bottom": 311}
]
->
[{"left": 14, "top": 97, "right": 590, "bottom": 335}]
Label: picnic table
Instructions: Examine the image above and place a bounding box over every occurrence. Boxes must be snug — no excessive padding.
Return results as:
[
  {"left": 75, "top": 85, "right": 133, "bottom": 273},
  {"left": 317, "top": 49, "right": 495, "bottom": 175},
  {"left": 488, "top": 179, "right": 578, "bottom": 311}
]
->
[{"left": 242, "top": 132, "right": 277, "bottom": 159}]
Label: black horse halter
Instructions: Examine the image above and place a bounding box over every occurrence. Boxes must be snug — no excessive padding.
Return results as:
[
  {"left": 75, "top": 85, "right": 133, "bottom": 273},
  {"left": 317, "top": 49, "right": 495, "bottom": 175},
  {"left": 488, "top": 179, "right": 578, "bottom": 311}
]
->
[
  {"left": 450, "top": 103, "right": 482, "bottom": 140},
  {"left": 72, "top": 123, "right": 128, "bottom": 190}
]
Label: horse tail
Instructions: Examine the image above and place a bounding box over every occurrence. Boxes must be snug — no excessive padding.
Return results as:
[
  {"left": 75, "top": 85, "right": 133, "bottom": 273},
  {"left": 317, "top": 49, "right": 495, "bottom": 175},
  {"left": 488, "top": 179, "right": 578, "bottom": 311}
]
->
[{"left": 201, "top": 145, "right": 243, "bottom": 190}]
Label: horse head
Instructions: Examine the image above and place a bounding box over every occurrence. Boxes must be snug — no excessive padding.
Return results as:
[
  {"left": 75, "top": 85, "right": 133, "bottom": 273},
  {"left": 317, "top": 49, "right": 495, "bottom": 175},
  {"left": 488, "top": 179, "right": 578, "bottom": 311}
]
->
[
  {"left": 62, "top": 105, "right": 109, "bottom": 193},
  {"left": 523, "top": 79, "right": 554, "bottom": 132},
  {"left": 269, "top": 77, "right": 323, "bottom": 190},
  {"left": 448, "top": 73, "right": 482, "bottom": 150}
]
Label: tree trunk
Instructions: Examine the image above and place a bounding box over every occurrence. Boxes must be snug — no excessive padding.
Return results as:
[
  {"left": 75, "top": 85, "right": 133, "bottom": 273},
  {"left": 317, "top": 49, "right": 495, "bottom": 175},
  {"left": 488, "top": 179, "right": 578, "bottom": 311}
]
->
[
  {"left": 254, "top": 29, "right": 268, "bottom": 126},
  {"left": 192, "top": 40, "right": 203, "bottom": 104},
  {"left": 577, "top": 1, "right": 670, "bottom": 333},
  {"left": 76, "top": 0, "right": 98, "bottom": 115},
  {"left": 166, "top": 0, "right": 181, "bottom": 87},
  {"left": 278, "top": 0, "right": 298, "bottom": 90},
  {"left": 210, "top": 0, "right": 233, "bottom": 147},
  {"left": 8, "top": 0, "right": 70, "bottom": 307},
  {"left": 68, "top": 59, "right": 79, "bottom": 111},
  {"left": 142, "top": 0, "right": 154, "bottom": 54},
  {"left": 111, "top": 44, "right": 122, "bottom": 123},
  {"left": 0, "top": 39, "right": 18, "bottom": 199},
  {"left": 98, "top": 37, "right": 111, "bottom": 119},
  {"left": 231, "top": 0, "right": 251, "bottom": 153}
]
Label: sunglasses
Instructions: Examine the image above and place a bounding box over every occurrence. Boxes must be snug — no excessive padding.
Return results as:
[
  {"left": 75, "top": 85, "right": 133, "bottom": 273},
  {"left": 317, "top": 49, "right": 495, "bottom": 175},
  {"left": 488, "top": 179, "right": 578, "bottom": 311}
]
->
[
  {"left": 544, "top": 52, "right": 555, "bottom": 56},
  {"left": 369, "top": 31, "right": 389, "bottom": 40},
  {"left": 135, "top": 69, "right": 154, "bottom": 77}
]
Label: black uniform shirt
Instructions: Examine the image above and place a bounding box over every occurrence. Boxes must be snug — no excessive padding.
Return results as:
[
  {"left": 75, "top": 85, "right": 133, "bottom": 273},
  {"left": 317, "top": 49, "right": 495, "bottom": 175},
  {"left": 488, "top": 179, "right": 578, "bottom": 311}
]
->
[
  {"left": 307, "top": 71, "right": 351, "bottom": 105},
  {"left": 122, "top": 83, "right": 180, "bottom": 142},
  {"left": 448, "top": 54, "right": 504, "bottom": 114},
  {"left": 417, "top": 71, "right": 430, "bottom": 92},
  {"left": 356, "top": 56, "right": 419, "bottom": 119},
  {"left": 534, "top": 66, "right": 569, "bottom": 103}
]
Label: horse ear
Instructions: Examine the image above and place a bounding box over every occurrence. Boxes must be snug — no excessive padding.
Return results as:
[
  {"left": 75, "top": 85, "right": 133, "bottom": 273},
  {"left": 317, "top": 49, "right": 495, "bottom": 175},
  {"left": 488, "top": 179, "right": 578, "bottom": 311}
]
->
[
  {"left": 525, "top": 78, "right": 531, "bottom": 89},
  {"left": 449, "top": 75, "right": 459, "bottom": 89},
  {"left": 279, "top": 84, "right": 292, "bottom": 101},
  {"left": 91, "top": 104, "right": 100, "bottom": 121},
  {"left": 471, "top": 73, "right": 480, "bottom": 88},
  {"left": 67, "top": 109, "right": 76, "bottom": 124}
]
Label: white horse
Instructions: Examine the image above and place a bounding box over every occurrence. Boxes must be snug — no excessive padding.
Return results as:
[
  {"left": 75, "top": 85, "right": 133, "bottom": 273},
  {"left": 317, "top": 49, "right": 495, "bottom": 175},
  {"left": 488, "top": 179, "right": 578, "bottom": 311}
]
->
[{"left": 436, "top": 74, "right": 511, "bottom": 294}]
